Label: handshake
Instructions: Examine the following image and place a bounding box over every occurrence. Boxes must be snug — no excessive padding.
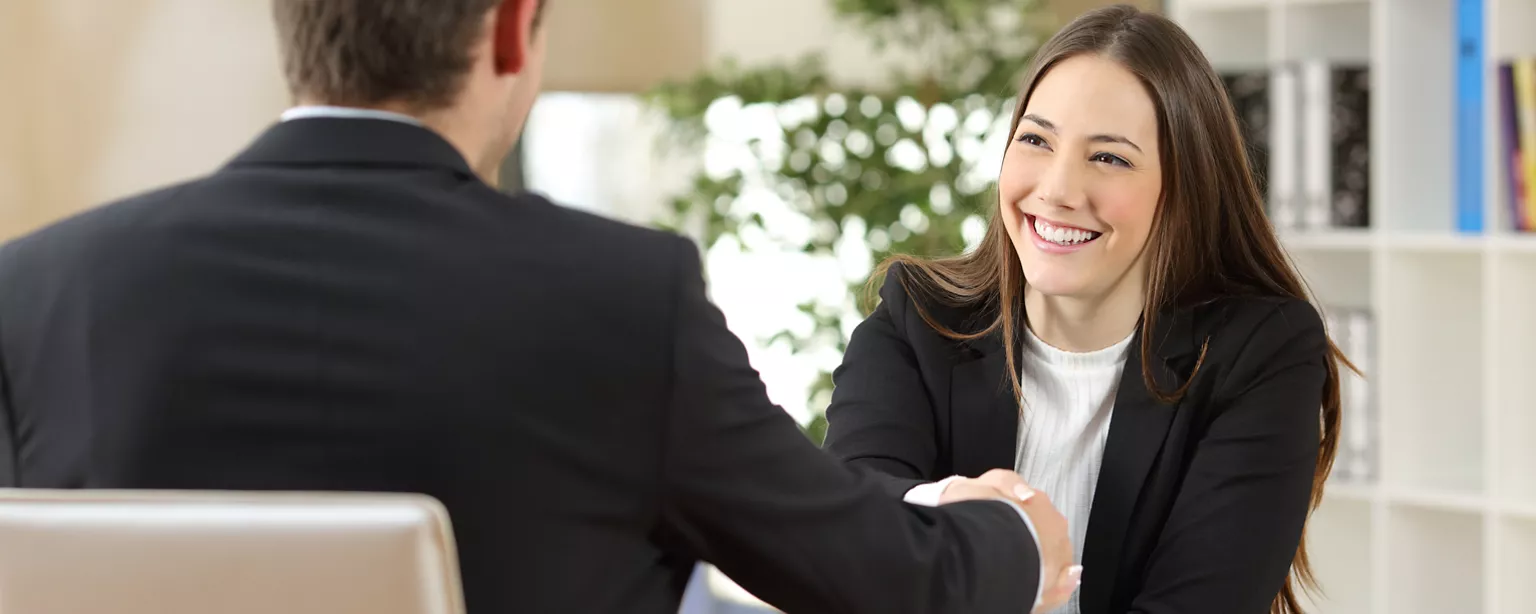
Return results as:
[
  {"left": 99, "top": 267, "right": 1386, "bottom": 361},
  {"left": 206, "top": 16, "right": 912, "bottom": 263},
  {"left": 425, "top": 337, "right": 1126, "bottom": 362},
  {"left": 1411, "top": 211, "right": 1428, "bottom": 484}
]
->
[{"left": 938, "top": 469, "right": 1082, "bottom": 614}]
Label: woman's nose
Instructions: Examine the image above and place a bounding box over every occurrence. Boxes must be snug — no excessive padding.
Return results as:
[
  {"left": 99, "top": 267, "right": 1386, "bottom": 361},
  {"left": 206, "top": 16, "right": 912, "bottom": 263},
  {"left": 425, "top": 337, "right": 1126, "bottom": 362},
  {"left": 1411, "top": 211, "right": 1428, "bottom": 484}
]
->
[{"left": 1034, "top": 156, "right": 1087, "bottom": 210}]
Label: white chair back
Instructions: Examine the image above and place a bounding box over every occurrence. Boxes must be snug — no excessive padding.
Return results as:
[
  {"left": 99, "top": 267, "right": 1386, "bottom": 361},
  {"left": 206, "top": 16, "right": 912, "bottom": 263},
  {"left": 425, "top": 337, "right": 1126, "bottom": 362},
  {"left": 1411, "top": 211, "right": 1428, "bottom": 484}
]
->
[{"left": 0, "top": 489, "right": 465, "bottom": 614}]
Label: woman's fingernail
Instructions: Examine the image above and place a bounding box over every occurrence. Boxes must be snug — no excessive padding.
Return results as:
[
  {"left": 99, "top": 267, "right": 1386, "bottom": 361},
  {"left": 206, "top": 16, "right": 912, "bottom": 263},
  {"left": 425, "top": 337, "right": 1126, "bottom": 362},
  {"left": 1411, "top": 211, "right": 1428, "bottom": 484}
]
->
[
  {"left": 1068, "top": 566, "right": 1084, "bottom": 581},
  {"left": 1013, "top": 485, "right": 1035, "bottom": 501}
]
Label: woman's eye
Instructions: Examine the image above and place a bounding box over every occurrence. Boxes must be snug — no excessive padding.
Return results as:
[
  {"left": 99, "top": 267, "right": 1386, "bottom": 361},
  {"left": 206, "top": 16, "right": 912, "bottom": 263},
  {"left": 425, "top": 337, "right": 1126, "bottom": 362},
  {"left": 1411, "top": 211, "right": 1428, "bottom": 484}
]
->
[
  {"left": 1093, "top": 152, "right": 1131, "bottom": 168},
  {"left": 1016, "top": 133, "right": 1048, "bottom": 148}
]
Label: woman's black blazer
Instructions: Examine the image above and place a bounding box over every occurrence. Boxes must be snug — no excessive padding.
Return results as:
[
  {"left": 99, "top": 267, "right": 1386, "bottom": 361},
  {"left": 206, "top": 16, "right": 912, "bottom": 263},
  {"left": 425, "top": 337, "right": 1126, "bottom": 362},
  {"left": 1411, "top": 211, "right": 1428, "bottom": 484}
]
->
[{"left": 823, "top": 266, "right": 1330, "bottom": 614}]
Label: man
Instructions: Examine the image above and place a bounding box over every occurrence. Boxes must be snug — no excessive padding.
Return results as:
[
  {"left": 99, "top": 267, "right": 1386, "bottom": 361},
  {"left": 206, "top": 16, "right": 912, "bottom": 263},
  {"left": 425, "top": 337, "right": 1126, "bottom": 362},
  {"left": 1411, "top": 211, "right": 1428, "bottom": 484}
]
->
[{"left": 0, "top": 1, "right": 1078, "bottom": 612}]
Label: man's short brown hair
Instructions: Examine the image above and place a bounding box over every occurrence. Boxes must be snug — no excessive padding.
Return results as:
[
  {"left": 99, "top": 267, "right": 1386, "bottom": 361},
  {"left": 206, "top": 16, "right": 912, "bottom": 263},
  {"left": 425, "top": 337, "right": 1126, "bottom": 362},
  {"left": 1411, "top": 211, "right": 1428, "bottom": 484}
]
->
[{"left": 272, "top": 0, "right": 546, "bottom": 110}]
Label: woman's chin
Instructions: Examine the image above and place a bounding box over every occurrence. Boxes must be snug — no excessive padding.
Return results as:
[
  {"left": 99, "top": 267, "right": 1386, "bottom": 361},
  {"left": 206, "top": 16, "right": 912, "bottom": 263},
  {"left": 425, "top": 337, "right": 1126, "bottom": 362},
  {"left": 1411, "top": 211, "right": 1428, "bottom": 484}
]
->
[{"left": 1021, "top": 274, "right": 1090, "bottom": 299}]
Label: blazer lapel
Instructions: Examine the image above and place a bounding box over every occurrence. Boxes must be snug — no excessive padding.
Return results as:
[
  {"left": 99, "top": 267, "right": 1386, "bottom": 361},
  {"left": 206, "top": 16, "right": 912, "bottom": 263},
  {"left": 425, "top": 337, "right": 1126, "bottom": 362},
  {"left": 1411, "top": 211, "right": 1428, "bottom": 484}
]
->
[
  {"left": 948, "top": 339, "right": 1018, "bottom": 477},
  {"left": 1079, "top": 309, "right": 1201, "bottom": 614}
]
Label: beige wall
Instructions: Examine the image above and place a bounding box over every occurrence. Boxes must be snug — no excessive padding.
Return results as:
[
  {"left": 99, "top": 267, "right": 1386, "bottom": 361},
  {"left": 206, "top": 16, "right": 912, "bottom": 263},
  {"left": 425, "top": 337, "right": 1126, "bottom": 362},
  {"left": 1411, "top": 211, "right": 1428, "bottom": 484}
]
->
[
  {"left": 543, "top": 0, "right": 706, "bottom": 93},
  {"left": 2, "top": 0, "right": 289, "bottom": 239},
  {"left": 705, "top": 0, "right": 893, "bottom": 88},
  {"left": 0, "top": 1, "right": 36, "bottom": 237},
  {"left": 1052, "top": 0, "right": 1162, "bottom": 18},
  {"left": 705, "top": 0, "right": 1161, "bottom": 87}
]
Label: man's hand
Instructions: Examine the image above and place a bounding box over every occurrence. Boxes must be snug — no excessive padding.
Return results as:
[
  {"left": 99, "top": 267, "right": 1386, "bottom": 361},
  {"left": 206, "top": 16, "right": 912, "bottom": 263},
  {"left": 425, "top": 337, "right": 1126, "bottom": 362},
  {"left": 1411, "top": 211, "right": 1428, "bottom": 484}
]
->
[{"left": 934, "top": 469, "right": 1081, "bottom": 614}]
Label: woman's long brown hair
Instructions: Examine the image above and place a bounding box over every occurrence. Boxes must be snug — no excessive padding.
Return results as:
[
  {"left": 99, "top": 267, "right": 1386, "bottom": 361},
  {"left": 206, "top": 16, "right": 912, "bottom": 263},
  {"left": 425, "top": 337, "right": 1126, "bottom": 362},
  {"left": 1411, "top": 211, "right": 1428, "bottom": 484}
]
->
[{"left": 872, "top": 5, "right": 1357, "bottom": 613}]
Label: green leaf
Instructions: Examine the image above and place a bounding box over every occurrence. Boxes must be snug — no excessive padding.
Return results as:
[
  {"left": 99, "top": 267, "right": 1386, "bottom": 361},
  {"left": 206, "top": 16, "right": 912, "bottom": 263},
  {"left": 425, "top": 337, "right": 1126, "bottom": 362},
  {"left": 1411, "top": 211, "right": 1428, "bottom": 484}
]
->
[{"left": 803, "top": 412, "right": 830, "bottom": 447}]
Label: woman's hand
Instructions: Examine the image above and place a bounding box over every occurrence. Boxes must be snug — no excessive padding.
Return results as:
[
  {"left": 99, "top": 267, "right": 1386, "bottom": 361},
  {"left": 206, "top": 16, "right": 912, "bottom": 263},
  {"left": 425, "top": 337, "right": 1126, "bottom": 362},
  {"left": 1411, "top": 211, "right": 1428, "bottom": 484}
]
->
[
  {"left": 939, "top": 468, "right": 1038, "bottom": 504},
  {"left": 936, "top": 469, "right": 1081, "bottom": 614}
]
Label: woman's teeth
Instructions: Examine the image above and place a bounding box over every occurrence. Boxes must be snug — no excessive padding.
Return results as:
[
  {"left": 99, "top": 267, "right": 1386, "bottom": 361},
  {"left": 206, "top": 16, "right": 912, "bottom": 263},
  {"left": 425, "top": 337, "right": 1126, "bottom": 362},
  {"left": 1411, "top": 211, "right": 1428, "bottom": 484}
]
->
[{"left": 1033, "top": 217, "right": 1102, "bottom": 245}]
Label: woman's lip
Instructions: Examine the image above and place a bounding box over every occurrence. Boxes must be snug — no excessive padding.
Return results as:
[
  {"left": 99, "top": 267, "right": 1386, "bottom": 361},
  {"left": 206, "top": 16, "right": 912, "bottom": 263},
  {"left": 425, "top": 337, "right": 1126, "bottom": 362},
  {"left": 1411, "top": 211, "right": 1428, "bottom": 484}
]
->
[
  {"left": 1025, "top": 214, "right": 1100, "bottom": 254},
  {"left": 1026, "top": 213, "right": 1103, "bottom": 234}
]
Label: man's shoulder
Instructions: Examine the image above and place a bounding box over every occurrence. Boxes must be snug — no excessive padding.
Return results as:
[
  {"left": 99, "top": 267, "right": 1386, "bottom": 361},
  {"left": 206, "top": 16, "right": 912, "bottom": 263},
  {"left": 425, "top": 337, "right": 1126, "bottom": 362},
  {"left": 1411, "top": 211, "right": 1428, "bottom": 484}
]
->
[
  {"left": 0, "top": 180, "right": 192, "bottom": 270},
  {"left": 463, "top": 189, "right": 706, "bottom": 333},
  {"left": 500, "top": 190, "right": 682, "bottom": 247},
  {"left": 484, "top": 189, "right": 696, "bottom": 274}
]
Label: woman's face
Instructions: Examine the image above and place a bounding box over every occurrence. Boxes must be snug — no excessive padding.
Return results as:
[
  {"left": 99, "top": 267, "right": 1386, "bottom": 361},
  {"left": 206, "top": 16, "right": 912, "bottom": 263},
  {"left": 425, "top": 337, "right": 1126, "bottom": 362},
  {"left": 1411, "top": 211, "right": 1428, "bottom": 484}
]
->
[{"left": 999, "top": 53, "right": 1162, "bottom": 303}]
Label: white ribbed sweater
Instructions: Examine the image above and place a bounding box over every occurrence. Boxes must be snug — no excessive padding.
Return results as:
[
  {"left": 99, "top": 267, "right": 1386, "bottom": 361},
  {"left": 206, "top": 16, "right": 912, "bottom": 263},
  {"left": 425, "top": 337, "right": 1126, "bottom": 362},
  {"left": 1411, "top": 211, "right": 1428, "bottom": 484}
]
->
[{"left": 1016, "top": 326, "right": 1132, "bottom": 614}]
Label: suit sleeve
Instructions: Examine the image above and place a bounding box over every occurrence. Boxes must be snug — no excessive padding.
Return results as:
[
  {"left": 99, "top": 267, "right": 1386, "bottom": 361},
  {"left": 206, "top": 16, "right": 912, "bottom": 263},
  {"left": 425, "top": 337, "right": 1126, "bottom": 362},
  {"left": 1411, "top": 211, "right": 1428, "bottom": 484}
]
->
[
  {"left": 821, "top": 265, "right": 938, "bottom": 499},
  {"left": 656, "top": 240, "right": 1040, "bottom": 614},
  {"left": 0, "top": 293, "right": 14, "bottom": 487},
  {"left": 0, "top": 357, "right": 12, "bottom": 487},
  {"left": 1127, "top": 301, "right": 1328, "bottom": 613}
]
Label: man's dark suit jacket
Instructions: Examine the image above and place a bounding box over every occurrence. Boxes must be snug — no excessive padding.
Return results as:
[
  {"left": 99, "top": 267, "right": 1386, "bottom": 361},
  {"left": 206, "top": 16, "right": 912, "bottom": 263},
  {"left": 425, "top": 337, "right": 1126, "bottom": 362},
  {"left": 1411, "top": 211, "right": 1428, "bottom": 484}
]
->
[
  {"left": 824, "top": 265, "right": 1330, "bottom": 614},
  {"left": 0, "top": 118, "right": 1044, "bottom": 614}
]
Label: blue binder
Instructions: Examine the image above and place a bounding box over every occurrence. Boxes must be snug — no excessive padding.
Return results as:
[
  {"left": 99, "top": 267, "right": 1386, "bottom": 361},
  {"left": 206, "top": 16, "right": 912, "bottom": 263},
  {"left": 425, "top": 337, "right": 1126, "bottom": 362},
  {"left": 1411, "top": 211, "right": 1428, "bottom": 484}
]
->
[{"left": 1455, "top": 0, "right": 1485, "bottom": 233}]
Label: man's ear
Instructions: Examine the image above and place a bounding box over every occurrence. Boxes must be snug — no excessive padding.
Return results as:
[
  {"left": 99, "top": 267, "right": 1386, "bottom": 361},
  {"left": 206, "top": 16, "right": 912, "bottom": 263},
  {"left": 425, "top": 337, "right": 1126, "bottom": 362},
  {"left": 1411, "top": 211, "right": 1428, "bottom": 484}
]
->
[{"left": 492, "top": 0, "right": 538, "bottom": 75}]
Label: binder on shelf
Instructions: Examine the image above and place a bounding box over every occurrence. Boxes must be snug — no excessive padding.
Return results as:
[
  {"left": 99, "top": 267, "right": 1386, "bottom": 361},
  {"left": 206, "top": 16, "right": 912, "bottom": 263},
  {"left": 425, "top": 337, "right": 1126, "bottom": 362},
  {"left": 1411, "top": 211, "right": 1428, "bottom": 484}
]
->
[
  {"left": 1514, "top": 58, "right": 1536, "bottom": 232},
  {"left": 1268, "top": 63, "right": 1303, "bottom": 230},
  {"left": 1498, "top": 62, "right": 1531, "bottom": 232},
  {"left": 1454, "top": 0, "right": 1484, "bottom": 233},
  {"left": 1203, "top": 12, "right": 1383, "bottom": 238},
  {"left": 1326, "top": 306, "right": 1376, "bottom": 485},
  {"left": 1312, "top": 62, "right": 1370, "bottom": 230},
  {"left": 1301, "top": 61, "right": 1333, "bottom": 230},
  {"left": 1264, "top": 60, "right": 1370, "bottom": 233}
]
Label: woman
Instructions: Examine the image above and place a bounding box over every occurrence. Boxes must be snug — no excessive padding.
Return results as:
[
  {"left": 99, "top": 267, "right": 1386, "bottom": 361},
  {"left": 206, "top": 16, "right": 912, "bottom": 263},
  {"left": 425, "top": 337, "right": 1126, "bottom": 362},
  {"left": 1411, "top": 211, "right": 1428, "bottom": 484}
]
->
[{"left": 822, "top": 5, "right": 1352, "bottom": 614}]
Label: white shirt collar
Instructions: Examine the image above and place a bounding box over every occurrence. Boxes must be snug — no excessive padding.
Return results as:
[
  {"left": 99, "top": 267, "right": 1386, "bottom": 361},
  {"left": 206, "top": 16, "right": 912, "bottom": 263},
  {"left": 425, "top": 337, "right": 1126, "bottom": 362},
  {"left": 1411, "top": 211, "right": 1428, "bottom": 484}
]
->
[{"left": 279, "top": 105, "right": 425, "bottom": 127}]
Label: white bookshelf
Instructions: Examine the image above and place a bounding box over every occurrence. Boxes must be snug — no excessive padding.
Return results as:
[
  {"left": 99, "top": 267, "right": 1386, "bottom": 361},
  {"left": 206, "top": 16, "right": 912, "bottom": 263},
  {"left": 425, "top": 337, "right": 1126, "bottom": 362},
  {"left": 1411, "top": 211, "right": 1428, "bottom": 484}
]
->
[{"left": 1170, "top": 0, "right": 1536, "bottom": 612}]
